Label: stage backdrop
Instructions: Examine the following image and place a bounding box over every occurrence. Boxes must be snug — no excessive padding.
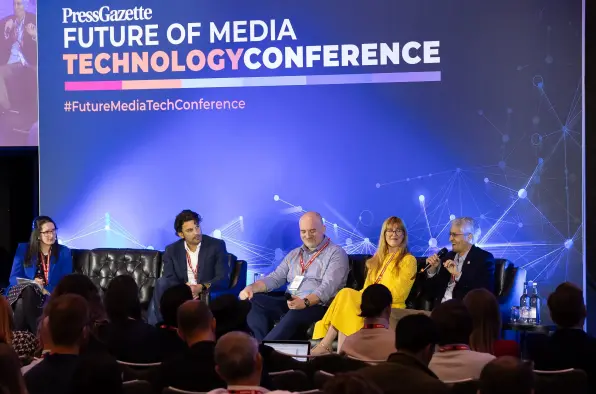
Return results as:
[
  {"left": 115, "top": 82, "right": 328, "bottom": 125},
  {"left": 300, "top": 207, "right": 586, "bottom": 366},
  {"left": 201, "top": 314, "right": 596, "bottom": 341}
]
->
[{"left": 38, "top": 0, "right": 584, "bottom": 306}]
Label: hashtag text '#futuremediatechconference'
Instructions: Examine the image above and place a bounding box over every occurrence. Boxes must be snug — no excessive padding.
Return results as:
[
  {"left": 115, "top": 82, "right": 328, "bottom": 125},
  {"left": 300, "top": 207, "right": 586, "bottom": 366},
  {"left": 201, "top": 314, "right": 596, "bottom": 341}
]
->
[{"left": 63, "top": 98, "right": 246, "bottom": 112}]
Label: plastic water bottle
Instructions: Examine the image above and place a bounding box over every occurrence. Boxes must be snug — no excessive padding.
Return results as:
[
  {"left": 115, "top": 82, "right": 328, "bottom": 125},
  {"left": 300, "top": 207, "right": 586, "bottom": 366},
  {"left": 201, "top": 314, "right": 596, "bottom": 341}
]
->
[
  {"left": 519, "top": 282, "right": 530, "bottom": 324},
  {"left": 529, "top": 282, "right": 541, "bottom": 325}
]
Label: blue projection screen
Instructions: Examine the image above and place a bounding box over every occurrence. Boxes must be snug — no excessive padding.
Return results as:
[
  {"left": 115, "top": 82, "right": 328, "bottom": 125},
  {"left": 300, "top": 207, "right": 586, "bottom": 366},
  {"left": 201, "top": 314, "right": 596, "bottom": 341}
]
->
[{"left": 38, "top": 0, "right": 584, "bottom": 295}]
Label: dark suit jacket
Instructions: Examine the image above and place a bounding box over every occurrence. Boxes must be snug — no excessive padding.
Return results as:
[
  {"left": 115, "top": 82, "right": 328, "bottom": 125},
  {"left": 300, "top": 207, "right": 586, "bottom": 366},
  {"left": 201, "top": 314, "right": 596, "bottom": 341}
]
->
[
  {"left": 529, "top": 328, "right": 596, "bottom": 390},
  {"left": 162, "top": 235, "right": 229, "bottom": 291},
  {"left": 96, "top": 319, "right": 161, "bottom": 363},
  {"left": 427, "top": 245, "right": 495, "bottom": 307},
  {"left": 148, "top": 341, "right": 225, "bottom": 393},
  {"left": 0, "top": 12, "right": 37, "bottom": 65},
  {"left": 356, "top": 352, "right": 449, "bottom": 394},
  {"left": 25, "top": 354, "right": 80, "bottom": 394}
]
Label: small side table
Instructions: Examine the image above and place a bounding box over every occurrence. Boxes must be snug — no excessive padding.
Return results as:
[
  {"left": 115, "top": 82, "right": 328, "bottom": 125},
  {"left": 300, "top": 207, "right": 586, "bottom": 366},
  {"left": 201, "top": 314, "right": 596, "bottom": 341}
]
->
[{"left": 503, "top": 323, "right": 556, "bottom": 359}]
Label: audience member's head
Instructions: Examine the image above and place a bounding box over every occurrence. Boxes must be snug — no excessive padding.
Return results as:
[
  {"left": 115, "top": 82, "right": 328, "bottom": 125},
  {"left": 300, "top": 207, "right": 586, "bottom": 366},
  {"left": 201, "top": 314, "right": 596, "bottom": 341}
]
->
[
  {"left": 464, "top": 288, "right": 501, "bottom": 354},
  {"left": 479, "top": 356, "right": 534, "bottom": 394},
  {"left": 359, "top": 284, "right": 393, "bottom": 320},
  {"left": 51, "top": 274, "right": 106, "bottom": 322},
  {"left": 323, "top": 372, "right": 383, "bottom": 394},
  {"left": 395, "top": 314, "right": 439, "bottom": 365},
  {"left": 431, "top": 299, "right": 473, "bottom": 346},
  {"left": 160, "top": 284, "right": 193, "bottom": 327},
  {"left": 46, "top": 294, "right": 89, "bottom": 351},
  {"left": 214, "top": 331, "right": 262, "bottom": 386},
  {"left": 104, "top": 275, "right": 141, "bottom": 323},
  {"left": 547, "top": 282, "right": 586, "bottom": 329},
  {"left": 0, "top": 296, "right": 14, "bottom": 344},
  {"left": 0, "top": 343, "right": 27, "bottom": 394},
  {"left": 210, "top": 294, "right": 251, "bottom": 339},
  {"left": 177, "top": 300, "right": 216, "bottom": 344}
]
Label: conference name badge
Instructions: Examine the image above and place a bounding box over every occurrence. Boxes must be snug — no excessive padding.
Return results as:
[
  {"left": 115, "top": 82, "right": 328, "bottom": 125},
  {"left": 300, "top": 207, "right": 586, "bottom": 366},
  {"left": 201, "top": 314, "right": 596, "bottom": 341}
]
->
[{"left": 288, "top": 275, "right": 305, "bottom": 293}]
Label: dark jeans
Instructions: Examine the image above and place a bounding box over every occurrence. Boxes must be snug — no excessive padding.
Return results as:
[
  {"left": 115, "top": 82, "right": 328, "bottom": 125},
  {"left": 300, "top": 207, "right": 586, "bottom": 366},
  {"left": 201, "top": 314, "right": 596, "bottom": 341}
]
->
[
  {"left": 247, "top": 294, "right": 327, "bottom": 341},
  {"left": 13, "top": 285, "right": 43, "bottom": 333}
]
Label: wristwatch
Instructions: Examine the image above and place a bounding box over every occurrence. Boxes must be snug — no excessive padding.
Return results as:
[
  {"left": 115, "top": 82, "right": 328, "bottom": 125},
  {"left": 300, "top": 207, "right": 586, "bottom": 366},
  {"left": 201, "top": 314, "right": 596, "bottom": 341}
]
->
[{"left": 303, "top": 298, "right": 311, "bottom": 307}]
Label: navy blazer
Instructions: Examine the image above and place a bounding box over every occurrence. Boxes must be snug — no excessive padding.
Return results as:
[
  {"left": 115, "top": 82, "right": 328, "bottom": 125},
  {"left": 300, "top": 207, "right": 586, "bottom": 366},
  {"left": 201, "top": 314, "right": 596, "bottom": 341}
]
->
[
  {"left": 428, "top": 244, "right": 495, "bottom": 306},
  {"left": 8, "top": 243, "right": 73, "bottom": 294},
  {"left": 162, "top": 235, "right": 230, "bottom": 291}
]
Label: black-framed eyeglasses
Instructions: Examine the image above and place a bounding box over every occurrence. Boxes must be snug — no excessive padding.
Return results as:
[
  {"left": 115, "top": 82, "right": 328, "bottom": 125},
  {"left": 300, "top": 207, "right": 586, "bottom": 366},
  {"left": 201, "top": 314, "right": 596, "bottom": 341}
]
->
[
  {"left": 386, "top": 229, "right": 404, "bottom": 235},
  {"left": 40, "top": 229, "right": 57, "bottom": 236}
]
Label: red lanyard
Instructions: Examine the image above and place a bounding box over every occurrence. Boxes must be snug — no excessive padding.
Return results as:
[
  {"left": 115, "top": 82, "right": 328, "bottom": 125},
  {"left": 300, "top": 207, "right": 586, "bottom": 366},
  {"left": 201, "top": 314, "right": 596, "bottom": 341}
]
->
[
  {"left": 438, "top": 344, "right": 470, "bottom": 352},
  {"left": 374, "top": 252, "right": 398, "bottom": 284},
  {"left": 160, "top": 325, "right": 177, "bottom": 331},
  {"left": 40, "top": 247, "right": 51, "bottom": 284},
  {"left": 228, "top": 390, "right": 265, "bottom": 394},
  {"left": 186, "top": 251, "right": 198, "bottom": 281},
  {"left": 299, "top": 238, "right": 331, "bottom": 274},
  {"left": 363, "top": 324, "right": 387, "bottom": 329}
]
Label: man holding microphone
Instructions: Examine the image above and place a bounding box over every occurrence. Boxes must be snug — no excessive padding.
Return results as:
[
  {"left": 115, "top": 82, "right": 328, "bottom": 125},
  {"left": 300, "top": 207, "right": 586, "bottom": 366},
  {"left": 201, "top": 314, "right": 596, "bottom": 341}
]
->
[{"left": 425, "top": 217, "right": 495, "bottom": 307}]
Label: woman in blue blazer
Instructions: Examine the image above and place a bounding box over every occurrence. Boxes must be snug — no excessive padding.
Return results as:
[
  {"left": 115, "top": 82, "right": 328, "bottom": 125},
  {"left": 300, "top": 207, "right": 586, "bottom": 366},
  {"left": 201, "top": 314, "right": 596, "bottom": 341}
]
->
[{"left": 6, "top": 216, "right": 72, "bottom": 332}]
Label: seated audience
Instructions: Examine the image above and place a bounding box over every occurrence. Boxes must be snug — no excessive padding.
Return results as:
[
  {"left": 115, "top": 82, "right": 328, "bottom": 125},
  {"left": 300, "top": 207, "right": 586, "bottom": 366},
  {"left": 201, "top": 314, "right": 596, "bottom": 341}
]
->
[
  {"left": 208, "top": 331, "right": 293, "bottom": 394},
  {"left": 464, "top": 288, "right": 519, "bottom": 357},
  {"left": 312, "top": 217, "right": 416, "bottom": 354},
  {"left": 240, "top": 212, "right": 349, "bottom": 341},
  {"left": 0, "top": 342, "right": 28, "bottom": 394},
  {"left": 148, "top": 209, "right": 230, "bottom": 324},
  {"left": 340, "top": 284, "right": 397, "bottom": 361},
  {"left": 24, "top": 294, "right": 88, "bottom": 394},
  {"left": 429, "top": 299, "right": 495, "bottom": 381},
  {"left": 44, "top": 274, "right": 109, "bottom": 356},
  {"left": 478, "top": 356, "right": 534, "bottom": 394},
  {"left": 0, "top": 295, "right": 37, "bottom": 361},
  {"left": 210, "top": 295, "right": 301, "bottom": 387},
  {"left": 529, "top": 282, "right": 596, "bottom": 390},
  {"left": 356, "top": 314, "right": 449, "bottom": 394},
  {"left": 7, "top": 216, "right": 72, "bottom": 333},
  {"left": 155, "top": 283, "right": 193, "bottom": 360},
  {"left": 323, "top": 373, "right": 383, "bottom": 394},
  {"left": 149, "top": 300, "right": 225, "bottom": 392},
  {"left": 97, "top": 274, "right": 160, "bottom": 363},
  {"left": 425, "top": 217, "right": 495, "bottom": 307}
]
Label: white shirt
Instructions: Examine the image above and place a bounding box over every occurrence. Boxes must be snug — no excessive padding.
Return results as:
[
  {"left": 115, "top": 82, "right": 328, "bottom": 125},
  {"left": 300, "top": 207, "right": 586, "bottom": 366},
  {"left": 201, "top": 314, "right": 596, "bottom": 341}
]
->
[
  {"left": 427, "top": 248, "right": 470, "bottom": 302},
  {"left": 184, "top": 241, "right": 201, "bottom": 285},
  {"left": 429, "top": 348, "right": 495, "bottom": 381}
]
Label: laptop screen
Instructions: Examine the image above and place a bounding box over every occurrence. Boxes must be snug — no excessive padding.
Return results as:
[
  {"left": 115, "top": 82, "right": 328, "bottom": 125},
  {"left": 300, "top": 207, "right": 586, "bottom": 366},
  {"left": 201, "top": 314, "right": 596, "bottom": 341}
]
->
[{"left": 262, "top": 340, "right": 311, "bottom": 362}]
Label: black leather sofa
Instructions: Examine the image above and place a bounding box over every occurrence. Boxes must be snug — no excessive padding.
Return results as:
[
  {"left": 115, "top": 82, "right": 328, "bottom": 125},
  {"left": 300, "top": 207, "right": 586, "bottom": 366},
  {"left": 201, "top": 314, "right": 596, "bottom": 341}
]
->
[{"left": 71, "top": 248, "right": 248, "bottom": 308}]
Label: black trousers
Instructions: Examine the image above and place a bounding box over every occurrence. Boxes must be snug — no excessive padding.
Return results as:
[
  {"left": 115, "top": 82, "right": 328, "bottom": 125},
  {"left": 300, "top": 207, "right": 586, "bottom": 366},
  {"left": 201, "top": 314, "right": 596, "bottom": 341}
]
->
[{"left": 13, "top": 285, "right": 44, "bottom": 333}]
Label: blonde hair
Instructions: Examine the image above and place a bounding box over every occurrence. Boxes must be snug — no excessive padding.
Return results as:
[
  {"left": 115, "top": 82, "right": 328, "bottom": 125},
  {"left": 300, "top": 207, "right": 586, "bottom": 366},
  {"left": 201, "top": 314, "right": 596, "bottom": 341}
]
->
[
  {"left": 0, "top": 296, "right": 14, "bottom": 344},
  {"left": 366, "top": 216, "right": 409, "bottom": 277}
]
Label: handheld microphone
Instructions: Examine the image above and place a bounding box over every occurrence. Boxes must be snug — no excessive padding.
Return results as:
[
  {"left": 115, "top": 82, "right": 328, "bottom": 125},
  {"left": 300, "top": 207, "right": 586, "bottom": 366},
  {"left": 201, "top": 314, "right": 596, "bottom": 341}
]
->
[{"left": 412, "top": 247, "right": 449, "bottom": 280}]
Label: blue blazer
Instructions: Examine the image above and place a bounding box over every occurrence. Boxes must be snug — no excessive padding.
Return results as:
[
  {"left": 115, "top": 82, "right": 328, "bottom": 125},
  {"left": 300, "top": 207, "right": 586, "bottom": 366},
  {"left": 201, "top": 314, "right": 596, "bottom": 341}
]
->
[
  {"left": 162, "top": 235, "right": 230, "bottom": 291},
  {"left": 8, "top": 243, "right": 73, "bottom": 294}
]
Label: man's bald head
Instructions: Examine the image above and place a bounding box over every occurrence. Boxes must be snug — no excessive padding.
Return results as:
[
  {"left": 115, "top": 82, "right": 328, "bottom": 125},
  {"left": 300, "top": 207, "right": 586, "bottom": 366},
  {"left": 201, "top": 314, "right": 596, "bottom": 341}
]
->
[
  {"left": 214, "top": 331, "right": 262, "bottom": 384},
  {"left": 177, "top": 300, "right": 214, "bottom": 339},
  {"left": 479, "top": 356, "right": 534, "bottom": 394},
  {"left": 299, "top": 211, "right": 326, "bottom": 249}
]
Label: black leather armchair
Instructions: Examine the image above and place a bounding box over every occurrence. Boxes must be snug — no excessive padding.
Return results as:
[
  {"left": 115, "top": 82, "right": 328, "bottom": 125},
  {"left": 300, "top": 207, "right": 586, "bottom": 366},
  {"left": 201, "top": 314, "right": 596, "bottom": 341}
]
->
[{"left": 71, "top": 248, "right": 247, "bottom": 310}]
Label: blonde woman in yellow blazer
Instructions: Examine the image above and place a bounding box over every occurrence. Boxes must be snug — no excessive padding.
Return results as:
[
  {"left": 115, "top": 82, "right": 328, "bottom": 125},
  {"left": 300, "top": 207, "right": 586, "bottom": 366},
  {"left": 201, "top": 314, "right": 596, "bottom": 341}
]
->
[{"left": 312, "top": 216, "right": 417, "bottom": 354}]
